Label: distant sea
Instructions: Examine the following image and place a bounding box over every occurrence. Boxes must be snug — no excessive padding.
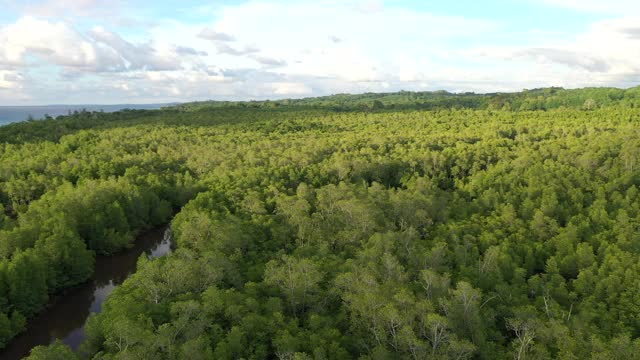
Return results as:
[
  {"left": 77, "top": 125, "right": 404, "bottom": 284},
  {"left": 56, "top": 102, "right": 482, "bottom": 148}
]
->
[{"left": 0, "top": 104, "right": 175, "bottom": 126}]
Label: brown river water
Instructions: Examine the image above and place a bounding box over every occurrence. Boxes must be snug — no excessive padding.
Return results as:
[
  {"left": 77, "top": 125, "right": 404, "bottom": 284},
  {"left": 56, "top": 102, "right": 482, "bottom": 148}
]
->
[{"left": 0, "top": 226, "right": 173, "bottom": 359}]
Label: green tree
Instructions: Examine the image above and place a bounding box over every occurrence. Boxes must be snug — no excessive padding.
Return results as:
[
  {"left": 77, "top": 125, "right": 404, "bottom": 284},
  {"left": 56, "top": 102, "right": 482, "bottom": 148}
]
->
[
  {"left": 25, "top": 340, "right": 79, "bottom": 360},
  {"left": 264, "top": 255, "right": 324, "bottom": 315}
]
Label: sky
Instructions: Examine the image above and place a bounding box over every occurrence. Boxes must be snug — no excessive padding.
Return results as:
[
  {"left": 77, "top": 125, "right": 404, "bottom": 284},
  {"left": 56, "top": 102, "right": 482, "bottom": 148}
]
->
[{"left": 0, "top": 0, "right": 639, "bottom": 105}]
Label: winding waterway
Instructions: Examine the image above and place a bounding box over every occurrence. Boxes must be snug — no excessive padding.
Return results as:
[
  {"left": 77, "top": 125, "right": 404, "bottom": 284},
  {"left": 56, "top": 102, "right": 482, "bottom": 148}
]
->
[{"left": 0, "top": 226, "right": 173, "bottom": 360}]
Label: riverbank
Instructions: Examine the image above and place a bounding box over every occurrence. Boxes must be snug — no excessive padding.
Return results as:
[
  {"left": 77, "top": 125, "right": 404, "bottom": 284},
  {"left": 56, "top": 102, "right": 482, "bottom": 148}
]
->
[{"left": 0, "top": 226, "right": 172, "bottom": 360}]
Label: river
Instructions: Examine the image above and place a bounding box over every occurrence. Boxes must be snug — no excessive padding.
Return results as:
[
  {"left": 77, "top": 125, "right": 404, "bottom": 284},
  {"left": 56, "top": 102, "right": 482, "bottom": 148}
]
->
[{"left": 0, "top": 226, "right": 173, "bottom": 360}]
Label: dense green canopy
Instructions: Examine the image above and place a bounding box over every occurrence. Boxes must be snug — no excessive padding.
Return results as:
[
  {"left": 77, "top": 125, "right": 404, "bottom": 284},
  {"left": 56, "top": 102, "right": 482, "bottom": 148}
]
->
[{"left": 0, "top": 87, "right": 639, "bottom": 359}]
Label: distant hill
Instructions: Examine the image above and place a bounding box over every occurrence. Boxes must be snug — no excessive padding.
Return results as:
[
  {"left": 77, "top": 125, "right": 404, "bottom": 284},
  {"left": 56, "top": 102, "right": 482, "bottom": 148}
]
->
[
  {"left": 1, "top": 86, "right": 639, "bottom": 144},
  {"left": 174, "top": 86, "right": 640, "bottom": 112}
]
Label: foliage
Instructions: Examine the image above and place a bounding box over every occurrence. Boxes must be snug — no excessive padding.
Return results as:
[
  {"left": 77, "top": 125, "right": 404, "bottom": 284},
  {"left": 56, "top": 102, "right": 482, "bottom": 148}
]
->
[{"left": 1, "top": 87, "right": 640, "bottom": 359}]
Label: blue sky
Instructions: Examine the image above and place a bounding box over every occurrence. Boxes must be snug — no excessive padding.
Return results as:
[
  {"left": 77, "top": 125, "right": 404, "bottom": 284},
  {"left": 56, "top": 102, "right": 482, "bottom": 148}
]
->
[{"left": 0, "top": 0, "right": 639, "bottom": 105}]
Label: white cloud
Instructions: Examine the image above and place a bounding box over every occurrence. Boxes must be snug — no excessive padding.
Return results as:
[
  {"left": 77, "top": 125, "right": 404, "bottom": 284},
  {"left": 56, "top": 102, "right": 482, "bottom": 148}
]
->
[
  {"left": 0, "top": 1, "right": 508, "bottom": 103},
  {"left": 214, "top": 42, "right": 260, "bottom": 56},
  {"left": 514, "top": 48, "right": 610, "bottom": 72},
  {"left": 207, "top": 0, "right": 498, "bottom": 84},
  {"left": 0, "top": 17, "right": 198, "bottom": 74},
  {"left": 464, "top": 16, "right": 640, "bottom": 88},
  {"left": 197, "top": 27, "right": 235, "bottom": 42},
  {"left": 89, "top": 26, "right": 182, "bottom": 71},
  {"left": 0, "top": 17, "right": 106, "bottom": 68},
  {"left": 252, "top": 56, "right": 287, "bottom": 67},
  {"left": 175, "top": 46, "right": 208, "bottom": 56},
  {"left": 272, "top": 82, "right": 312, "bottom": 95},
  {"left": 1, "top": 0, "right": 639, "bottom": 104},
  {"left": 0, "top": 70, "right": 24, "bottom": 89},
  {"left": 593, "top": 17, "right": 640, "bottom": 40}
]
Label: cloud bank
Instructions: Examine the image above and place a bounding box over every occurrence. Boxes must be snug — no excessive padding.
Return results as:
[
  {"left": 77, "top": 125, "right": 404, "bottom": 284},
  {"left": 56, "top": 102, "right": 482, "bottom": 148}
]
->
[{"left": 0, "top": 0, "right": 639, "bottom": 104}]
